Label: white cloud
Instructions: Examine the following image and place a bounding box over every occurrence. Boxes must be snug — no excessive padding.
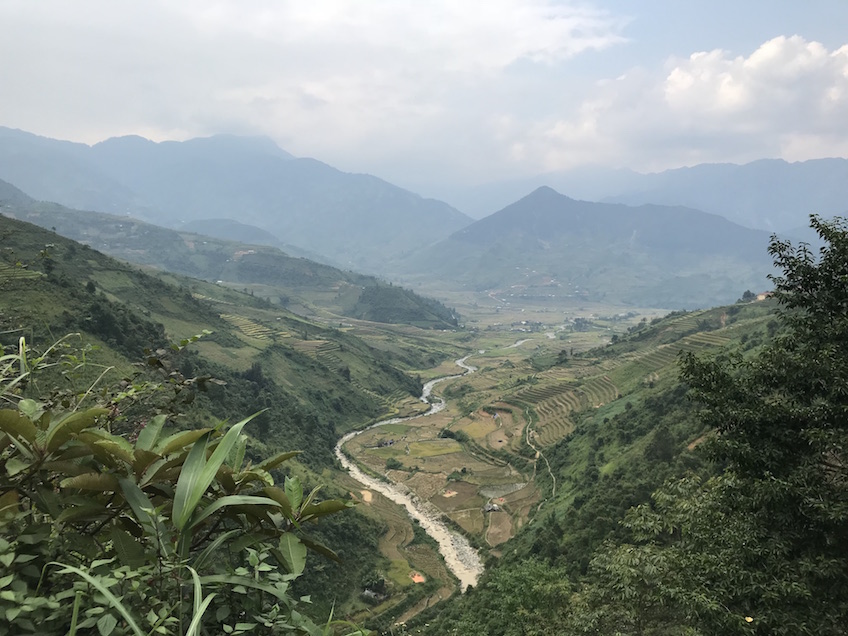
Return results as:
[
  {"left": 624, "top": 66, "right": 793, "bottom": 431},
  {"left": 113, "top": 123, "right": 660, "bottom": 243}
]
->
[
  {"left": 530, "top": 35, "right": 848, "bottom": 172},
  {"left": 0, "top": 0, "right": 624, "bottom": 169},
  {"left": 2, "top": 3, "right": 847, "bottom": 189}
]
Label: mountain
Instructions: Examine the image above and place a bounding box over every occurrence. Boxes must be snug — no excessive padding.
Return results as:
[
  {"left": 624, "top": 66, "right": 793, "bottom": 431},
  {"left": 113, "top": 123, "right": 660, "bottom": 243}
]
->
[
  {"left": 394, "top": 186, "right": 774, "bottom": 308},
  {"left": 0, "top": 127, "right": 472, "bottom": 272},
  {"left": 603, "top": 158, "right": 848, "bottom": 232},
  {"left": 432, "top": 158, "right": 848, "bottom": 231},
  {"left": 0, "top": 178, "right": 460, "bottom": 329}
]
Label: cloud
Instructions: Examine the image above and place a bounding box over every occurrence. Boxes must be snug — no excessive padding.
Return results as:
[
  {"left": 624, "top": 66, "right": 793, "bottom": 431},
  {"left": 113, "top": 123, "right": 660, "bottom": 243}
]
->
[
  {"left": 530, "top": 35, "right": 848, "bottom": 172},
  {"left": 0, "top": 0, "right": 625, "bottom": 173}
]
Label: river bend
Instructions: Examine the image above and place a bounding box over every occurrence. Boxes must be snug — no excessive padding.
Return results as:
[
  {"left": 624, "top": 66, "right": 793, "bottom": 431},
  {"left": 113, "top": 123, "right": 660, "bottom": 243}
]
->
[{"left": 334, "top": 356, "right": 484, "bottom": 590}]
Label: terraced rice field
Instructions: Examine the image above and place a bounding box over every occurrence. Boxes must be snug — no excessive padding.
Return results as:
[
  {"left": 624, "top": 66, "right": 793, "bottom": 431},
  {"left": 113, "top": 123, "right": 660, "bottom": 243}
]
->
[
  {"left": 219, "top": 313, "right": 289, "bottom": 340},
  {"left": 508, "top": 374, "right": 619, "bottom": 447},
  {"left": 0, "top": 265, "right": 40, "bottom": 282}
]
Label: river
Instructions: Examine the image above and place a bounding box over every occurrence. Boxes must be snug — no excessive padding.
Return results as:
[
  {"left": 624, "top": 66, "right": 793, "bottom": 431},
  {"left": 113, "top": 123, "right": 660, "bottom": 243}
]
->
[{"left": 334, "top": 356, "right": 484, "bottom": 590}]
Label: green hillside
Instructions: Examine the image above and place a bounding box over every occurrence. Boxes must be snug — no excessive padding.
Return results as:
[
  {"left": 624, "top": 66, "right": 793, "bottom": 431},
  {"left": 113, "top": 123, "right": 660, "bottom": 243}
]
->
[
  {"left": 0, "top": 213, "right": 464, "bottom": 620},
  {"left": 394, "top": 186, "right": 775, "bottom": 308},
  {"left": 0, "top": 178, "right": 459, "bottom": 329}
]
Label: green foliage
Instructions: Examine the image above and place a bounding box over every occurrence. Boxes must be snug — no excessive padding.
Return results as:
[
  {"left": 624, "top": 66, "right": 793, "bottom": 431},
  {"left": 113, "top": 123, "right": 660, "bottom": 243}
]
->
[
  {"left": 570, "top": 216, "right": 848, "bottom": 635},
  {"left": 350, "top": 284, "right": 459, "bottom": 329},
  {"left": 0, "top": 336, "right": 361, "bottom": 635}
]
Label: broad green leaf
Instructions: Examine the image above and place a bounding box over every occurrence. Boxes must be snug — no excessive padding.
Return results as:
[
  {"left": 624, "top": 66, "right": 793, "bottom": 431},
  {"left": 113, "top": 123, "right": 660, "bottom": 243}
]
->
[
  {"left": 193, "top": 529, "right": 240, "bottom": 571},
  {"left": 200, "top": 575, "right": 290, "bottom": 602},
  {"left": 18, "top": 399, "right": 43, "bottom": 421},
  {"left": 111, "top": 528, "right": 147, "bottom": 568},
  {"left": 56, "top": 502, "right": 109, "bottom": 524},
  {"left": 278, "top": 532, "right": 306, "bottom": 577},
  {"left": 136, "top": 414, "right": 166, "bottom": 451},
  {"left": 298, "top": 536, "right": 341, "bottom": 563},
  {"left": 299, "top": 499, "right": 354, "bottom": 522},
  {"left": 230, "top": 434, "right": 247, "bottom": 473},
  {"left": 262, "top": 486, "right": 293, "bottom": 520},
  {"left": 186, "top": 495, "right": 281, "bottom": 530},
  {"left": 45, "top": 407, "right": 109, "bottom": 453},
  {"left": 5, "top": 456, "right": 29, "bottom": 477},
  {"left": 97, "top": 612, "right": 118, "bottom": 636},
  {"left": 173, "top": 412, "right": 262, "bottom": 531},
  {"left": 119, "top": 478, "right": 169, "bottom": 548},
  {"left": 171, "top": 431, "right": 211, "bottom": 531},
  {"left": 155, "top": 428, "right": 211, "bottom": 456},
  {"left": 256, "top": 450, "right": 300, "bottom": 472},
  {"left": 0, "top": 491, "right": 18, "bottom": 520},
  {"left": 60, "top": 472, "right": 119, "bottom": 492},
  {"left": 0, "top": 409, "right": 36, "bottom": 444},
  {"left": 285, "top": 476, "right": 303, "bottom": 512},
  {"left": 131, "top": 449, "right": 159, "bottom": 476}
]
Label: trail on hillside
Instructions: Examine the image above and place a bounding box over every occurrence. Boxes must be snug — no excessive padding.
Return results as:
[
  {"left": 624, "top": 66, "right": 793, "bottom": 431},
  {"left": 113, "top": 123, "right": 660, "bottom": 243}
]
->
[
  {"left": 525, "top": 407, "right": 557, "bottom": 498},
  {"left": 334, "top": 356, "right": 484, "bottom": 590}
]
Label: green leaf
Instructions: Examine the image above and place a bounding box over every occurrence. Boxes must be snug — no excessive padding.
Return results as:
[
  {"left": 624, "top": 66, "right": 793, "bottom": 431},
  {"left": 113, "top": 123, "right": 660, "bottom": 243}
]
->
[
  {"left": 200, "top": 575, "right": 290, "bottom": 602},
  {"left": 155, "top": 428, "right": 211, "bottom": 456},
  {"left": 278, "top": 532, "right": 306, "bottom": 577},
  {"left": 60, "top": 472, "right": 119, "bottom": 492},
  {"left": 136, "top": 415, "right": 166, "bottom": 452},
  {"left": 56, "top": 502, "right": 108, "bottom": 524},
  {"left": 299, "top": 499, "right": 354, "bottom": 522},
  {"left": 111, "top": 527, "right": 147, "bottom": 568},
  {"left": 45, "top": 407, "right": 109, "bottom": 453},
  {"left": 173, "top": 412, "right": 263, "bottom": 531},
  {"left": 18, "top": 399, "right": 43, "bottom": 421},
  {"left": 186, "top": 495, "right": 281, "bottom": 530},
  {"left": 299, "top": 536, "right": 341, "bottom": 563},
  {"left": 256, "top": 450, "right": 300, "bottom": 472},
  {"left": 97, "top": 612, "right": 118, "bottom": 636},
  {"left": 0, "top": 409, "right": 37, "bottom": 444},
  {"left": 5, "top": 456, "right": 29, "bottom": 477},
  {"left": 193, "top": 529, "right": 241, "bottom": 571},
  {"left": 262, "top": 486, "right": 293, "bottom": 520},
  {"left": 285, "top": 476, "right": 303, "bottom": 512},
  {"left": 119, "top": 478, "right": 170, "bottom": 549},
  {"left": 51, "top": 562, "right": 146, "bottom": 636}
]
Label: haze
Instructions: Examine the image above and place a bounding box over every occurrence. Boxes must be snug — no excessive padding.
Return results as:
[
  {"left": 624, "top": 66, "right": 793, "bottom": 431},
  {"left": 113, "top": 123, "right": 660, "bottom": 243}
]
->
[{"left": 3, "top": 0, "right": 848, "bottom": 215}]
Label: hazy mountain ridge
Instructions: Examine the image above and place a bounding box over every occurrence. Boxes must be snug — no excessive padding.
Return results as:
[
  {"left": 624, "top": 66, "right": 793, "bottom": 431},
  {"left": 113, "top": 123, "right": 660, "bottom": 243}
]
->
[
  {"left": 0, "top": 178, "right": 460, "bottom": 329},
  {"left": 395, "top": 186, "right": 774, "bottom": 308},
  {"left": 445, "top": 158, "right": 848, "bottom": 231},
  {"left": 0, "top": 127, "right": 472, "bottom": 272},
  {"left": 603, "top": 157, "right": 848, "bottom": 232}
]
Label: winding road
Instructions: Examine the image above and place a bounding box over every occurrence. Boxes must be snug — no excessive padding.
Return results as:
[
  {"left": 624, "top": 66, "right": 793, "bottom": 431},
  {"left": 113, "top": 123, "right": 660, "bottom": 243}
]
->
[{"left": 334, "top": 356, "right": 484, "bottom": 590}]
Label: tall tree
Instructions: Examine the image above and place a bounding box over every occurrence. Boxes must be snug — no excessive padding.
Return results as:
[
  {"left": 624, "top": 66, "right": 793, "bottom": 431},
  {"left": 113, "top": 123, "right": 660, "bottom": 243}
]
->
[{"left": 572, "top": 216, "right": 848, "bottom": 635}]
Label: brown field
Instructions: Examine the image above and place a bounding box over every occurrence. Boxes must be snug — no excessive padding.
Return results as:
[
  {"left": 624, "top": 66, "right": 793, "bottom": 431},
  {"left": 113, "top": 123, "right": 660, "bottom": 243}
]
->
[
  {"left": 450, "top": 508, "right": 486, "bottom": 535},
  {"left": 486, "top": 510, "right": 513, "bottom": 546},
  {"left": 432, "top": 480, "right": 483, "bottom": 512}
]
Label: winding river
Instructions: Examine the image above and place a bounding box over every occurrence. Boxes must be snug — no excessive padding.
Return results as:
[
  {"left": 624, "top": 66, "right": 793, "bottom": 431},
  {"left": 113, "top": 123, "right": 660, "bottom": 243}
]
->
[{"left": 334, "top": 356, "right": 484, "bottom": 590}]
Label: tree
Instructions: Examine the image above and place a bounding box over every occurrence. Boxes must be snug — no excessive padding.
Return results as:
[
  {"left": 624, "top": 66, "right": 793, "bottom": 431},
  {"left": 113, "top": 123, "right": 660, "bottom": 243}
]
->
[{"left": 572, "top": 216, "right": 848, "bottom": 635}]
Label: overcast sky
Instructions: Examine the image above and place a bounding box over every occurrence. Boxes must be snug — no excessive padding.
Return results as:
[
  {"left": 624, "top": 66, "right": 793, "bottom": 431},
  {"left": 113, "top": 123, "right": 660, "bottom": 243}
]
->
[{"left": 2, "top": 1, "right": 848, "bottom": 197}]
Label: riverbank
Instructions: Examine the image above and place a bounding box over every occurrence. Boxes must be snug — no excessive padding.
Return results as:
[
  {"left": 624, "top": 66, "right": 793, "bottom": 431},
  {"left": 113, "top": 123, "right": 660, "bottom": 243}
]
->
[{"left": 334, "top": 356, "right": 484, "bottom": 591}]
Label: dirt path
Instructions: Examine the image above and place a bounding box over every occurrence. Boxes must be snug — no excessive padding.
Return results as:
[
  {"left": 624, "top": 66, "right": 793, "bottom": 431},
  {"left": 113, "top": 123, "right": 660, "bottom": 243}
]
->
[{"left": 524, "top": 407, "right": 557, "bottom": 498}]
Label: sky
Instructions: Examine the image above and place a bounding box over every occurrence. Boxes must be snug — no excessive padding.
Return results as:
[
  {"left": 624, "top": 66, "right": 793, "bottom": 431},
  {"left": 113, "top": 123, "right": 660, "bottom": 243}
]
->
[{"left": 2, "top": 1, "right": 848, "bottom": 200}]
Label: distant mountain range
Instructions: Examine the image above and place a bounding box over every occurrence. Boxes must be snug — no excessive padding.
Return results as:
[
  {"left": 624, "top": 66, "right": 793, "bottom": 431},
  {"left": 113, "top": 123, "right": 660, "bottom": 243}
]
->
[
  {"left": 0, "top": 178, "right": 459, "bottom": 329},
  {"left": 393, "top": 187, "right": 775, "bottom": 308},
  {"left": 3, "top": 125, "right": 833, "bottom": 308},
  {"left": 436, "top": 159, "right": 848, "bottom": 233},
  {"left": 0, "top": 127, "right": 471, "bottom": 272}
]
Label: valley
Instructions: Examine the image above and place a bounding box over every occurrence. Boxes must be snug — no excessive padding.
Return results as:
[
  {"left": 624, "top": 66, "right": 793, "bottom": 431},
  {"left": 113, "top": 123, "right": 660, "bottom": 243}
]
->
[{"left": 1, "top": 129, "right": 844, "bottom": 635}]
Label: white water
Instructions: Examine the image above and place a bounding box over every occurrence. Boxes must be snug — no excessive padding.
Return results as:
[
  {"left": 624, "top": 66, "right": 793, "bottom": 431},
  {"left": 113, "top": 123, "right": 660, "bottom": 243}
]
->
[{"left": 334, "top": 356, "right": 484, "bottom": 590}]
